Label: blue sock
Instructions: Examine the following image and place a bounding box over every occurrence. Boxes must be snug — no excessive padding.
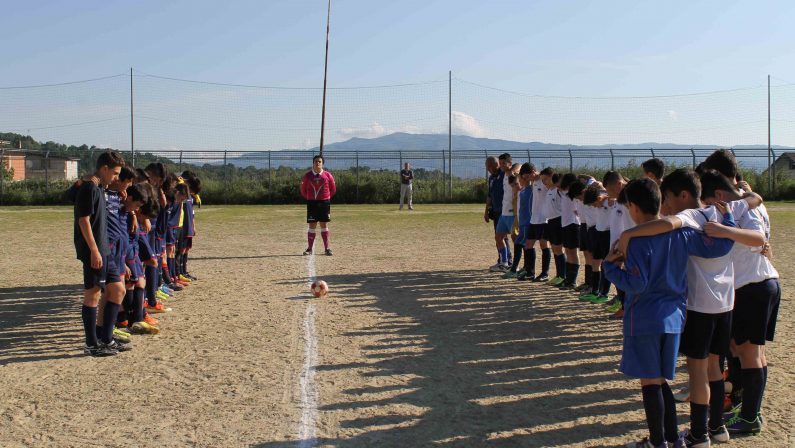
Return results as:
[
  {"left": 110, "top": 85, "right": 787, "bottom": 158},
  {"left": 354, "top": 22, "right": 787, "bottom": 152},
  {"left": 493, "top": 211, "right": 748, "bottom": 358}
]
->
[
  {"left": 81, "top": 305, "right": 98, "bottom": 347},
  {"left": 500, "top": 247, "right": 509, "bottom": 264}
]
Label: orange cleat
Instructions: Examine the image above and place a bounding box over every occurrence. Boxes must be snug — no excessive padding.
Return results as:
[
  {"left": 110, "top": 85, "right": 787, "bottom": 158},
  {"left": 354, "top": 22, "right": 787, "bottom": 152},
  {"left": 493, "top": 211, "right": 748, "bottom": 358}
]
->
[{"left": 143, "top": 314, "right": 160, "bottom": 327}]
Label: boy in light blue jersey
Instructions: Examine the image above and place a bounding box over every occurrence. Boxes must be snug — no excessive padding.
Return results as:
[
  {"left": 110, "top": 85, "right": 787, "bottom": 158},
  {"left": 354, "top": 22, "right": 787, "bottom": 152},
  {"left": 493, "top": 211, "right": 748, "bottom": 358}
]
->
[
  {"left": 508, "top": 163, "right": 534, "bottom": 279},
  {"left": 603, "top": 179, "right": 735, "bottom": 448}
]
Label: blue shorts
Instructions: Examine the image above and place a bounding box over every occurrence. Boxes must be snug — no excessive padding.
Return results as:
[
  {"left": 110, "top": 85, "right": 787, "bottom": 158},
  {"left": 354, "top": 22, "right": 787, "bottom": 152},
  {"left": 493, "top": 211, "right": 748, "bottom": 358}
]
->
[
  {"left": 496, "top": 215, "right": 514, "bottom": 234},
  {"left": 106, "top": 240, "right": 126, "bottom": 284},
  {"left": 516, "top": 224, "right": 530, "bottom": 246},
  {"left": 620, "top": 332, "right": 681, "bottom": 380}
]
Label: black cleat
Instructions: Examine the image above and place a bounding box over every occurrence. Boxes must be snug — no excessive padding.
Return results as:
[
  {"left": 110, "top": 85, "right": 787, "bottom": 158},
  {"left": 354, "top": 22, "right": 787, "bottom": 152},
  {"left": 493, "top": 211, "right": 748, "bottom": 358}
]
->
[{"left": 325, "top": 249, "right": 333, "bottom": 256}]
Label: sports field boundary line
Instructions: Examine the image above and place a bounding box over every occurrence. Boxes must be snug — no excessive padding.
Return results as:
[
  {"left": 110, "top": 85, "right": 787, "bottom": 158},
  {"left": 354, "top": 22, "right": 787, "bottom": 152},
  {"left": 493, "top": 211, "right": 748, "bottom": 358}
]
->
[{"left": 297, "top": 253, "right": 319, "bottom": 448}]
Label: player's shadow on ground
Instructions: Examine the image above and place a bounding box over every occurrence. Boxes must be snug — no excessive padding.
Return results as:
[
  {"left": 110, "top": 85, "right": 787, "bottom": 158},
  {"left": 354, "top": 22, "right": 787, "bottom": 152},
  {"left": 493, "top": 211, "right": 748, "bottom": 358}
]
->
[
  {"left": 0, "top": 284, "right": 85, "bottom": 365},
  {"left": 259, "top": 269, "right": 645, "bottom": 448}
]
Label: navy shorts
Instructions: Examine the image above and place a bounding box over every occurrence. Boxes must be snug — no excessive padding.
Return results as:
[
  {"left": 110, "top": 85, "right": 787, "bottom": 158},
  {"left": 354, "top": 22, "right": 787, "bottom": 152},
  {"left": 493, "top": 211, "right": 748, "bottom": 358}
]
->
[
  {"left": 166, "top": 226, "right": 178, "bottom": 246},
  {"left": 578, "top": 224, "right": 589, "bottom": 251},
  {"left": 545, "top": 217, "right": 563, "bottom": 246},
  {"left": 529, "top": 223, "right": 547, "bottom": 241},
  {"left": 680, "top": 310, "right": 732, "bottom": 359},
  {"left": 592, "top": 230, "right": 611, "bottom": 260},
  {"left": 82, "top": 257, "right": 108, "bottom": 290},
  {"left": 186, "top": 236, "right": 193, "bottom": 249},
  {"left": 562, "top": 224, "right": 580, "bottom": 250},
  {"left": 307, "top": 200, "right": 331, "bottom": 223},
  {"left": 106, "top": 240, "right": 125, "bottom": 284},
  {"left": 732, "top": 279, "right": 781, "bottom": 345},
  {"left": 620, "top": 332, "right": 681, "bottom": 380}
]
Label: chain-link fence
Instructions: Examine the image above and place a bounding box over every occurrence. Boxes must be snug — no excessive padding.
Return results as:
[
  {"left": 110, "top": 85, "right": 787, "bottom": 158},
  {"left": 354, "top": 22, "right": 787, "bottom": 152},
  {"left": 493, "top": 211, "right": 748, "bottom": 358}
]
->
[
  {"left": 2, "top": 70, "right": 794, "bottom": 204},
  {"left": 1, "top": 147, "right": 785, "bottom": 205}
]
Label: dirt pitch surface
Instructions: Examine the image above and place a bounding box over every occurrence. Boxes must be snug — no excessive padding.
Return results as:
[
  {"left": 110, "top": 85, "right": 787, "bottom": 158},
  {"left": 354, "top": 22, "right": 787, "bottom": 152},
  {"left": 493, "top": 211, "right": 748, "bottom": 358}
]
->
[{"left": 0, "top": 204, "right": 792, "bottom": 447}]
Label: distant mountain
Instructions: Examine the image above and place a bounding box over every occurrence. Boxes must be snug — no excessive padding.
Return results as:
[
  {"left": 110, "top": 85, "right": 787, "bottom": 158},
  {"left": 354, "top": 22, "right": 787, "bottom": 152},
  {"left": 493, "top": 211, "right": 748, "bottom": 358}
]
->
[{"left": 227, "top": 133, "right": 790, "bottom": 174}]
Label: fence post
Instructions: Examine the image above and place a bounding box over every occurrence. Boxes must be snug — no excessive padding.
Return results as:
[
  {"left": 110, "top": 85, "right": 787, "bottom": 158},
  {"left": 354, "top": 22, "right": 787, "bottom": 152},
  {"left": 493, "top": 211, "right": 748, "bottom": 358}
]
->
[
  {"left": 179, "top": 151, "right": 183, "bottom": 172},
  {"left": 223, "top": 150, "right": 228, "bottom": 204},
  {"left": 526, "top": 149, "right": 531, "bottom": 163},
  {"left": 568, "top": 149, "right": 573, "bottom": 173},
  {"left": 609, "top": 149, "right": 615, "bottom": 171},
  {"left": 268, "top": 151, "right": 272, "bottom": 204},
  {"left": 44, "top": 151, "right": 50, "bottom": 202},
  {"left": 650, "top": 148, "right": 656, "bottom": 158},
  {"left": 441, "top": 150, "right": 446, "bottom": 202},
  {"left": 399, "top": 151, "right": 403, "bottom": 180},
  {"left": 691, "top": 148, "right": 696, "bottom": 168},
  {"left": 355, "top": 151, "right": 360, "bottom": 203},
  {"left": 484, "top": 149, "right": 488, "bottom": 182},
  {"left": 770, "top": 148, "right": 777, "bottom": 198},
  {"left": 0, "top": 148, "right": 5, "bottom": 205}
]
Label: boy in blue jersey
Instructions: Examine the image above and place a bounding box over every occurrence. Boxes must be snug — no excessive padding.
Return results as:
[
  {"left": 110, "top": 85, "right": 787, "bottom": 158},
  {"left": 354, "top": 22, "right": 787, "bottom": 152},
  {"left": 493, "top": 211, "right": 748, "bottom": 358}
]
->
[
  {"left": 485, "top": 156, "right": 511, "bottom": 270},
  {"left": 180, "top": 171, "right": 202, "bottom": 281},
  {"left": 493, "top": 153, "right": 516, "bottom": 271},
  {"left": 95, "top": 167, "right": 137, "bottom": 353},
  {"left": 603, "top": 179, "right": 735, "bottom": 448},
  {"left": 74, "top": 151, "right": 124, "bottom": 357},
  {"left": 506, "top": 163, "right": 534, "bottom": 278}
]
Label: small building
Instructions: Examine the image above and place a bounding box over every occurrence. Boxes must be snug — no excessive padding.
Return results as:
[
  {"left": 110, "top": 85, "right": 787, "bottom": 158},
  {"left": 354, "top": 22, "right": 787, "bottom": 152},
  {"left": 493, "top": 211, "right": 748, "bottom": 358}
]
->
[
  {"left": 769, "top": 152, "right": 795, "bottom": 180},
  {"left": 1, "top": 151, "right": 80, "bottom": 181}
]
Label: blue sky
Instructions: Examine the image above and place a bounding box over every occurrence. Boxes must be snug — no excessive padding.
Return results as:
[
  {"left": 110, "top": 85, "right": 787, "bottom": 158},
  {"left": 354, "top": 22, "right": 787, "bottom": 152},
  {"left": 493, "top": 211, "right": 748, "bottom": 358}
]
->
[{"left": 3, "top": 0, "right": 795, "bottom": 150}]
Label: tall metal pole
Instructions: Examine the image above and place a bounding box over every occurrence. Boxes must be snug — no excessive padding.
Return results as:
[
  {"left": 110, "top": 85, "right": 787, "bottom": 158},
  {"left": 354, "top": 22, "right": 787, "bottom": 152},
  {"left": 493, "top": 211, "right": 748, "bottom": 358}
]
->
[
  {"left": 448, "top": 70, "right": 452, "bottom": 200},
  {"left": 768, "top": 74, "right": 772, "bottom": 196},
  {"left": 130, "top": 67, "right": 135, "bottom": 165},
  {"left": 319, "top": 0, "right": 332, "bottom": 156}
]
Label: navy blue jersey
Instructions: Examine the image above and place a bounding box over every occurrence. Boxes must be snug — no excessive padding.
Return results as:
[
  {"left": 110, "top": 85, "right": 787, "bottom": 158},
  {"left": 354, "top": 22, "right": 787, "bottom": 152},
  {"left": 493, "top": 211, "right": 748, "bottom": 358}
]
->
[
  {"left": 488, "top": 171, "right": 505, "bottom": 216},
  {"left": 73, "top": 181, "right": 108, "bottom": 262},
  {"left": 105, "top": 190, "right": 126, "bottom": 244},
  {"left": 183, "top": 197, "right": 194, "bottom": 237},
  {"left": 167, "top": 202, "right": 182, "bottom": 229},
  {"left": 155, "top": 205, "right": 168, "bottom": 239}
]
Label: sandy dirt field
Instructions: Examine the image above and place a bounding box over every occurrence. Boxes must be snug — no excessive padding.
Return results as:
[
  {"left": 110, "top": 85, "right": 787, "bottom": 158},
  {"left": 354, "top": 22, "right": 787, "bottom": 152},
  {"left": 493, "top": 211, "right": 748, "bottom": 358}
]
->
[{"left": 0, "top": 204, "right": 792, "bottom": 447}]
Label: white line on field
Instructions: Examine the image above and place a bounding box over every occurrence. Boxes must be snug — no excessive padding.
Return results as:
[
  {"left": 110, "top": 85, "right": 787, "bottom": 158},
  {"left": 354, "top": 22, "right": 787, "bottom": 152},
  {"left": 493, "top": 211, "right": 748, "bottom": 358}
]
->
[{"left": 297, "top": 253, "right": 319, "bottom": 448}]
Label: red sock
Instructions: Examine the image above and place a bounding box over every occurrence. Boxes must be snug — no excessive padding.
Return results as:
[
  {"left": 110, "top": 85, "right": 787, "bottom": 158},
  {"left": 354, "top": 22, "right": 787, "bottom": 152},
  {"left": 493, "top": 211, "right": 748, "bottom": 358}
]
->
[
  {"left": 321, "top": 229, "right": 329, "bottom": 250},
  {"left": 307, "top": 229, "right": 316, "bottom": 249}
]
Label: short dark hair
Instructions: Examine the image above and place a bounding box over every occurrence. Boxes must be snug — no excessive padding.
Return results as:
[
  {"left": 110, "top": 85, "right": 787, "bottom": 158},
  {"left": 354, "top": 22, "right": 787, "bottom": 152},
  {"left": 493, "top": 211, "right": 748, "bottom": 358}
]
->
[
  {"left": 135, "top": 168, "right": 149, "bottom": 183},
  {"left": 137, "top": 183, "right": 160, "bottom": 217},
  {"left": 567, "top": 180, "right": 586, "bottom": 200},
  {"left": 582, "top": 184, "right": 605, "bottom": 205},
  {"left": 623, "top": 178, "right": 661, "bottom": 215},
  {"left": 125, "top": 182, "right": 149, "bottom": 203},
  {"left": 144, "top": 162, "right": 167, "bottom": 180},
  {"left": 551, "top": 173, "right": 561, "bottom": 184},
  {"left": 602, "top": 170, "right": 627, "bottom": 186},
  {"left": 702, "top": 149, "right": 738, "bottom": 179},
  {"left": 498, "top": 153, "right": 512, "bottom": 162},
  {"left": 96, "top": 151, "right": 125, "bottom": 170},
  {"left": 560, "top": 173, "right": 578, "bottom": 191},
  {"left": 519, "top": 162, "right": 536, "bottom": 175},
  {"left": 660, "top": 168, "right": 701, "bottom": 201},
  {"left": 185, "top": 175, "right": 202, "bottom": 194},
  {"left": 642, "top": 158, "right": 665, "bottom": 179},
  {"left": 539, "top": 167, "right": 554, "bottom": 176},
  {"left": 699, "top": 169, "right": 739, "bottom": 200},
  {"left": 312, "top": 154, "right": 324, "bottom": 163},
  {"left": 119, "top": 166, "right": 136, "bottom": 182}
]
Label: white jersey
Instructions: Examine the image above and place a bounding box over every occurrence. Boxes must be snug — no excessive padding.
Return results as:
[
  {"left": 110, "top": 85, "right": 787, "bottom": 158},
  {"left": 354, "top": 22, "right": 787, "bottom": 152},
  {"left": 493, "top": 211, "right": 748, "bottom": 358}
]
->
[
  {"left": 574, "top": 199, "right": 587, "bottom": 226},
  {"left": 544, "top": 188, "right": 562, "bottom": 220},
  {"left": 530, "top": 180, "right": 549, "bottom": 224},
  {"left": 561, "top": 194, "right": 580, "bottom": 227},
  {"left": 581, "top": 201, "right": 595, "bottom": 227},
  {"left": 609, "top": 202, "right": 635, "bottom": 246},
  {"left": 733, "top": 203, "right": 778, "bottom": 288},
  {"left": 501, "top": 173, "right": 513, "bottom": 216},
  {"left": 593, "top": 202, "right": 611, "bottom": 231},
  {"left": 676, "top": 200, "right": 749, "bottom": 313}
]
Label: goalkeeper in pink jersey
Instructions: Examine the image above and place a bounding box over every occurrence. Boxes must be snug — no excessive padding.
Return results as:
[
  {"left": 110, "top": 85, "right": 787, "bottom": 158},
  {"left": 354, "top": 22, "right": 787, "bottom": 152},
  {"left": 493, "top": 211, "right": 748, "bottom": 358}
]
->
[{"left": 301, "top": 155, "right": 337, "bottom": 256}]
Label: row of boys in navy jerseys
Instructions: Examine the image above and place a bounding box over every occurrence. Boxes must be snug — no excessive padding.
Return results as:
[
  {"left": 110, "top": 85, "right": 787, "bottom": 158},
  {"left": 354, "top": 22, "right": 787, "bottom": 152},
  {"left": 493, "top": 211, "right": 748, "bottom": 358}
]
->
[
  {"left": 71, "top": 151, "right": 202, "bottom": 357},
  {"left": 487, "top": 151, "right": 780, "bottom": 447}
]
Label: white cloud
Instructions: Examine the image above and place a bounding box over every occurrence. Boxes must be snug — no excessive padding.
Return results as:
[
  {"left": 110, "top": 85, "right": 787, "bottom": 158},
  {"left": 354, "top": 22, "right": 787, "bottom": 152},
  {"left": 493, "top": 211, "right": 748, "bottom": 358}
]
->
[
  {"left": 335, "top": 112, "right": 487, "bottom": 140},
  {"left": 668, "top": 110, "right": 678, "bottom": 121},
  {"left": 338, "top": 122, "right": 390, "bottom": 139},
  {"left": 452, "top": 111, "right": 487, "bottom": 137}
]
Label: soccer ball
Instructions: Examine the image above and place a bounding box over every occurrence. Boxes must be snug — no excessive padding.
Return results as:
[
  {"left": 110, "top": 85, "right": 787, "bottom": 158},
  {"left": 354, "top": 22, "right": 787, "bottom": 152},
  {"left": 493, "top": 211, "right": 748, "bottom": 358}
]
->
[{"left": 311, "top": 280, "right": 328, "bottom": 298}]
